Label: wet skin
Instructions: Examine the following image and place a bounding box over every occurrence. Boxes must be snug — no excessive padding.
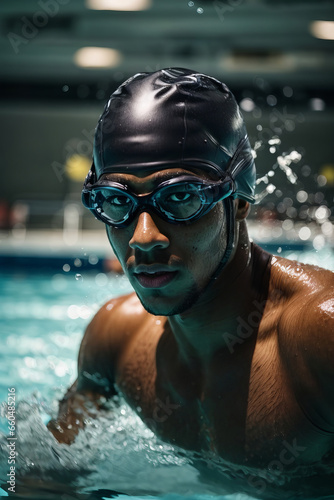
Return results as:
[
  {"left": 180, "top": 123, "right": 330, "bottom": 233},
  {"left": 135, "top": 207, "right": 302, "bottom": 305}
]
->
[{"left": 48, "top": 168, "right": 334, "bottom": 499}]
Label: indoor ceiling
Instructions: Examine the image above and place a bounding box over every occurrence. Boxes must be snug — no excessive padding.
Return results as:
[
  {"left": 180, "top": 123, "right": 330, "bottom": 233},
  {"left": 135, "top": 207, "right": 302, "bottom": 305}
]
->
[{"left": 0, "top": 0, "right": 333, "bottom": 102}]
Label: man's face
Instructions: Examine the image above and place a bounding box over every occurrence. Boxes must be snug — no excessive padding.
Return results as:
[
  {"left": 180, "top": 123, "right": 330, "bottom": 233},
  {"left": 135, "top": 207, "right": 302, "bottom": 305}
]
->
[{"left": 104, "top": 167, "right": 228, "bottom": 316}]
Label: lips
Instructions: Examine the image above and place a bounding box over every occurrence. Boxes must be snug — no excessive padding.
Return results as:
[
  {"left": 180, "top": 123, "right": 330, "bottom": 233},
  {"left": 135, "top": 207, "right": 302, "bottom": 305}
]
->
[{"left": 132, "top": 265, "right": 178, "bottom": 289}]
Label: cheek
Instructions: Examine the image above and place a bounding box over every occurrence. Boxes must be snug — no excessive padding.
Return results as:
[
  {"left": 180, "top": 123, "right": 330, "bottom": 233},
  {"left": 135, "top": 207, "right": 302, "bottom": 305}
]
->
[
  {"left": 106, "top": 226, "right": 131, "bottom": 264},
  {"left": 212, "top": 203, "right": 227, "bottom": 253},
  {"left": 185, "top": 204, "right": 227, "bottom": 268}
]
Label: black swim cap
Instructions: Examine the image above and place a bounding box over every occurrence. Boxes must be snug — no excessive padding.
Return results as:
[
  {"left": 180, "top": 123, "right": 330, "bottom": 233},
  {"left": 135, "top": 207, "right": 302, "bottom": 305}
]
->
[{"left": 90, "top": 68, "right": 256, "bottom": 203}]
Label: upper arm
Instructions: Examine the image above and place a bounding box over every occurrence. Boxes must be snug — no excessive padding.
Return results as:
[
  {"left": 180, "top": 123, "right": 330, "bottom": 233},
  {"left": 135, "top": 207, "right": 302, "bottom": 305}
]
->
[
  {"left": 76, "top": 311, "right": 115, "bottom": 397},
  {"left": 48, "top": 293, "right": 137, "bottom": 443},
  {"left": 283, "top": 283, "right": 334, "bottom": 432},
  {"left": 303, "top": 293, "right": 334, "bottom": 426},
  {"left": 77, "top": 293, "right": 136, "bottom": 397}
]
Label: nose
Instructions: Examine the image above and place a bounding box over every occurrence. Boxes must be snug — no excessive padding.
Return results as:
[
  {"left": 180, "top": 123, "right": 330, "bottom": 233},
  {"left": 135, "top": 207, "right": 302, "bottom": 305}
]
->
[{"left": 129, "top": 211, "right": 170, "bottom": 252}]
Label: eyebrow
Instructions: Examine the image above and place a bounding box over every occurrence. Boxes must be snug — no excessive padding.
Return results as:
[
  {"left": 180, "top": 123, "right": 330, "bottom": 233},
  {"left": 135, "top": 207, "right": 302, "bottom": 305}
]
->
[{"left": 104, "top": 171, "right": 202, "bottom": 191}]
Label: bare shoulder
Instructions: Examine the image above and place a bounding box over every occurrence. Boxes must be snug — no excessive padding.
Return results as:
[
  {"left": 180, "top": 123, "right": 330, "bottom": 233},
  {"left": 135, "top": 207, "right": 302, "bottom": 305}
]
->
[
  {"left": 87, "top": 291, "right": 150, "bottom": 345},
  {"left": 269, "top": 254, "right": 334, "bottom": 343},
  {"left": 77, "top": 292, "right": 150, "bottom": 394},
  {"left": 270, "top": 255, "right": 334, "bottom": 430},
  {"left": 270, "top": 254, "right": 334, "bottom": 294}
]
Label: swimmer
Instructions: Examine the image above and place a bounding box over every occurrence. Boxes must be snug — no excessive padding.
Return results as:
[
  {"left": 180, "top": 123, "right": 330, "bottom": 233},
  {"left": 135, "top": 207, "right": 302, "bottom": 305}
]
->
[{"left": 48, "top": 69, "right": 334, "bottom": 498}]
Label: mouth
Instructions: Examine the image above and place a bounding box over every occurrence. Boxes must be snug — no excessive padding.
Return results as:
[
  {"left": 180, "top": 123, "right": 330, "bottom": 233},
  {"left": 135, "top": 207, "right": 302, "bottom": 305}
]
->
[{"left": 132, "top": 265, "right": 178, "bottom": 289}]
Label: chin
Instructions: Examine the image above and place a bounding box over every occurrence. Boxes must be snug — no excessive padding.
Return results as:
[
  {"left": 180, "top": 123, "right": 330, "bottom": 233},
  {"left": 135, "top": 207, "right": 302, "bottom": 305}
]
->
[{"left": 135, "top": 284, "right": 201, "bottom": 317}]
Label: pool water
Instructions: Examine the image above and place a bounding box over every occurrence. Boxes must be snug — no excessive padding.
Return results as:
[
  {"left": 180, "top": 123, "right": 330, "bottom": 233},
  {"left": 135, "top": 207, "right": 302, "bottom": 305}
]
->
[{"left": 0, "top": 247, "right": 333, "bottom": 499}]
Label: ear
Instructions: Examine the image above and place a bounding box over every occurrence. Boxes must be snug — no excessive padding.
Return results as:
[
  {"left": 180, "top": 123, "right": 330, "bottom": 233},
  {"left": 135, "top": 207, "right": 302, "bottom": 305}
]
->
[{"left": 235, "top": 199, "right": 251, "bottom": 221}]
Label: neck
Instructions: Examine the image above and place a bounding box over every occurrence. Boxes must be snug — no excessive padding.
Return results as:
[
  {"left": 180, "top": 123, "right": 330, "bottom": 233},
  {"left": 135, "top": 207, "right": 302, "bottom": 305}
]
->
[{"left": 167, "top": 221, "right": 270, "bottom": 367}]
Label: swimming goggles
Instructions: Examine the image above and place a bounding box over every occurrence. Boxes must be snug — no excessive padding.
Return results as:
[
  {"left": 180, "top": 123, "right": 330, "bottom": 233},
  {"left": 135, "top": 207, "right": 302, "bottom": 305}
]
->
[{"left": 82, "top": 174, "right": 235, "bottom": 227}]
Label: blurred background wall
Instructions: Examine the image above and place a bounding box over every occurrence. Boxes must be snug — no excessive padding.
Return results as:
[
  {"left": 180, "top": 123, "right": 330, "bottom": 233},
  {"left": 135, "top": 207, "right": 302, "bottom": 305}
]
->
[{"left": 0, "top": 0, "right": 333, "bottom": 246}]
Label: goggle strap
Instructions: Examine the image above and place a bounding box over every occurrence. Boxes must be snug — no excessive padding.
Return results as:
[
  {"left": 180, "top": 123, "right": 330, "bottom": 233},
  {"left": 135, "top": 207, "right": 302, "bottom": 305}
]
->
[
  {"left": 83, "top": 163, "right": 98, "bottom": 189},
  {"left": 207, "top": 196, "right": 235, "bottom": 284}
]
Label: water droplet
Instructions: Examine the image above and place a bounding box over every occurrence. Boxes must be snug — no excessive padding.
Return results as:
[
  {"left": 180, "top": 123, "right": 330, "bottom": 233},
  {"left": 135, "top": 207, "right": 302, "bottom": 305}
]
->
[
  {"left": 240, "top": 98, "right": 255, "bottom": 112},
  {"left": 310, "top": 98, "right": 325, "bottom": 111},
  {"left": 313, "top": 235, "right": 326, "bottom": 251},
  {"left": 88, "top": 254, "right": 99, "bottom": 265},
  {"left": 296, "top": 190, "right": 308, "bottom": 203},
  {"left": 197, "top": 7, "right": 204, "bottom": 14},
  {"left": 277, "top": 247, "right": 282, "bottom": 253},
  {"left": 188, "top": 1, "right": 194, "bottom": 5},
  {"left": 321, "top": 221, "right": 333, "bottom": 237},
  {"left": 75, "top": 274, "right": 83, "bottom": 281},
  {"left": 298, "top": 226, "right": 311, "bottom": 241},
  {"left": 282, "top": 219, "right": 294, "bottom": 231},
  {"left": 315, "top": 205, "right": 330, "bottom": 221},
  {"left": 283, "top": 86, "right": 293, "bottom": 98},
  {"left": 317, "top": 175, "right": 327, "bottom": 187},
  {"left": 62, "top": 263, "right": 70, "bottom": 272},
  {"left": 268, "top": 137, "right": 281, "bottom": 146},
  {"left": 276, "top": 153, "right": 299, "bottom": 184},
  {"left": 267, "top": 95, "right": 277, "bottom": 106}
]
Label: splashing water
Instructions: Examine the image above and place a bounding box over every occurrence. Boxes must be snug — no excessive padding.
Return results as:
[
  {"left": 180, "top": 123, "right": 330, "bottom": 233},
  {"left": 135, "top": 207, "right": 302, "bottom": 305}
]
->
[
  {"left": 254, "top": 148, "right": 301, "bottom": 204},
  {"left": 0, "top": 397, "right": 261, "bottom": 500},
  {"left": 251, "top": 117, "right": 333, "bottom": 250},
  {"left": 276, "top": 151, "right": 301, "bottom": 184},
  {"left": 1, "top": 387, "right": 333, "bottom": 499}
]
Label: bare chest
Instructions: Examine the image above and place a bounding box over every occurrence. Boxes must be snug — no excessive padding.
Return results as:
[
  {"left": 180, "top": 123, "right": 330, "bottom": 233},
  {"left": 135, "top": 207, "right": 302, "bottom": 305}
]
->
[{"left": 115, "top": 332, "right": 333, "bottom": 471}]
